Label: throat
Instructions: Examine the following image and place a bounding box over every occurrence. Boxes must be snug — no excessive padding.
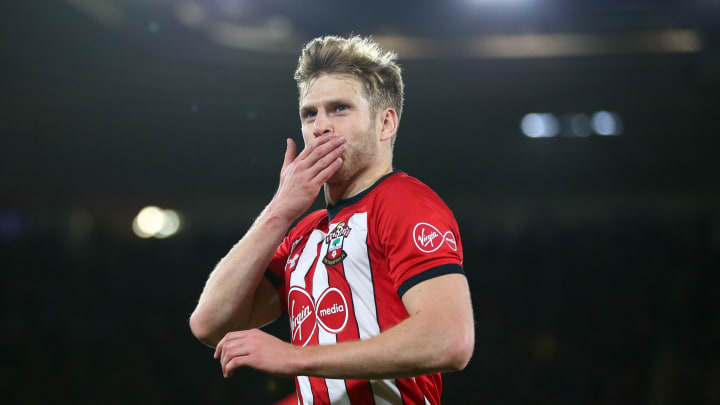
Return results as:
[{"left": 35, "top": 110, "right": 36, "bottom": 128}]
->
[{"left": 324, "top": 165, "right": 393, "bottom": 206}]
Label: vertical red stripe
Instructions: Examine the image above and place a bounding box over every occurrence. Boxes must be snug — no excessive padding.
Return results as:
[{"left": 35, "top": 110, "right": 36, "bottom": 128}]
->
[
  {"left": 368, "top": 214, "right": 443, "bottom": 404},
  {"left": 416, "top": 374, "right": 442, "bottom": 405},
  {"left": 305, "top": 239, "right": 331, "bottom": 405},
  {"left": 395, "top": 378, "right": 427, "bottom": 405},
  {"left": 291, "top": 234, "right": 328, "bottom": 405},
  {"left": 295, "top": 379, "right": 304, "bottom": 405},
  {"left": 303, "top": 239, "right": 323, "bottom": 349},
  {"left": 309, "top": 377, "right": 330, "bottom": 405}
]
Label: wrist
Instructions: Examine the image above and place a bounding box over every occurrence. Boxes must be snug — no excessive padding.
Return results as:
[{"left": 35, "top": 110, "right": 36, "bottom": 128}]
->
[
  {"left": 262, "top": 201, "right": 296, "bottom": 228},
  {"left": 289, "top": 344, "right": 313, "bottom": 376}
]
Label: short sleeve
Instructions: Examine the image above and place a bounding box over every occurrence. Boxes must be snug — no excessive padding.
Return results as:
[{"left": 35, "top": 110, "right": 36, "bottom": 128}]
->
[
  {"left": 375, "top": 178, "right": 464, "bottom": 297},
  {"left": 266, "top": 235, "right": 290, "bottom": 314}
]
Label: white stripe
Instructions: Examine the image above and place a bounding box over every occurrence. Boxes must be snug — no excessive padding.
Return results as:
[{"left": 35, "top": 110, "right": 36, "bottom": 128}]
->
[
  {"left": 369, "top": 380, "right": 403, "bottom": 405},
  {"left": 326, "top": 378, "right": 350, "bottom": 405},
  {"left": 298, "top": 375, "right": 313, "bottom": 405},
  {"left": 292, "top": 230, "right": 324, "bottom": 405},
  {"left": 312, "top": 236, "right": 350, "bottom": 405},
  {"left": 290, "top": 230, "right": 325, "bottom": 288},
  {"left": 344, "top": 213, "right": 402, "bottom": 404},
  {"left": 343, "top": 213, "right": 378, "bottom": 339}
]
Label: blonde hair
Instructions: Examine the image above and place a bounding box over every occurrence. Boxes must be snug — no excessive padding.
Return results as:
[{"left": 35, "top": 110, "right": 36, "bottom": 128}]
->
[{"left": 294, "top": 35, "right": 404, "bottom": 121}]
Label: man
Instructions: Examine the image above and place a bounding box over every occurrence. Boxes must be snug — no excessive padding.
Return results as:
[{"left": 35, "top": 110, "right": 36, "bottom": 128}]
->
[{"left": 190, "top": 35, "right": 474, "bottom": 405}]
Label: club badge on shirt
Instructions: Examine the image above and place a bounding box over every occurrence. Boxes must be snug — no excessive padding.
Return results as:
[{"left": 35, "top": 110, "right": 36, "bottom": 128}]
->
[{"left": 322, "top": 221, "right": 351, "bottom": 266}]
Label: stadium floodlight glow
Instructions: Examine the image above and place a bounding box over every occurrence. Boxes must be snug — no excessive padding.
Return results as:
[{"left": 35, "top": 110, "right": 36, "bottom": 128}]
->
[
  {"left": 591, "top": 111, "right": 622, "bottom": 136},
  {"left": 521, "top": 113, "right": 560, "bottom": 138},
  {"left": 175, "top": 2, "right": 208, "bottom": 27},
  {"left": 132, "top": 206, "right": 182, "bottom": 239},
  {"left": 374, "top": 30, "right": 700, "bottom": 60}
]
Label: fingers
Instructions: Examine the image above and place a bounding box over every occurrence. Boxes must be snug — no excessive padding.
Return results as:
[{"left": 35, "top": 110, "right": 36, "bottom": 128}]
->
[
  {"left": 221, "top": 345, "right": 250, "bottom": 377},
  {"left": 213, "top": 334, "right": 226, "bottom": 359},
  {"left": 214, "top": 331, "right": 241, "bottom": 359},
  {"left": 299, "top": 134, "right": 346, "bottom": 167},
  {"left": 313, "top": 157, "right": 343, "bottom": 184},
  {"left": 296, "top": 133, "right": 334, "bottom": 159},
  {"left": 215, "top": 331, "right": 252, "bottom": 377},
  {"left": 281, "top": 138, "right": 297, "bottom": 172},
  {"left": 224, "top": 357, "right": 248, "bottom": 378},
  {"left": 301, "top": 137, "right": 346, "bottom": 181}
]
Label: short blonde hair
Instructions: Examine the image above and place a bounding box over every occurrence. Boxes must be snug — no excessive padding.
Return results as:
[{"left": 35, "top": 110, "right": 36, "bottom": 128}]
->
[{"left": 294, "top": 35, "right": 404, "bottom": 121}]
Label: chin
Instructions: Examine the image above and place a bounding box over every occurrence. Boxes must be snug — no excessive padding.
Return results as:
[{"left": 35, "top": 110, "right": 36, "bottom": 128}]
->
[
  {"left": 328, "top": 163, "right": 354, "bottom": 185},
  {"left": 327, "top": 170, "right": 347, "bottom": 185}
]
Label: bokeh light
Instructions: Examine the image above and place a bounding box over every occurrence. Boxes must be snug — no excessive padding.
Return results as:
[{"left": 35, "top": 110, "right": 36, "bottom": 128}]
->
[
  {"left": 132, "top": 206, "right": 182, "bottom": 239},
  {"left": 591, "top": 111, "right": 623, "bottom": 136},
  {"left": 521, "top": 113, "right": 560, "bottom": 138}
]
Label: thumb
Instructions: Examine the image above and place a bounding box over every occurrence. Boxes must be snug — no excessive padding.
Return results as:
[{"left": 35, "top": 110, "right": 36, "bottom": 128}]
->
[{"left": 282, "top": 138, "right": 297, "bottom": 171}]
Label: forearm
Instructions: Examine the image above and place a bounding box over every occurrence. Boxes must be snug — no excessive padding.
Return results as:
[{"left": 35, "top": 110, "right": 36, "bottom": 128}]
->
[
  {"left": 294, "top": 290, "right": 474, "bottom": 379},
  {"left": 190, "top": 203, "right": 291, "bottom": 344},
  {"left": 191, "top": 134, "right": 347, "bottom": 346}
]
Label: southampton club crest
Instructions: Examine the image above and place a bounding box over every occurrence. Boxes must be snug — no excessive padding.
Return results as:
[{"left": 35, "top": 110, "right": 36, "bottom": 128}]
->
[{"left": 322, "top": 221, "right": 352, "bottom": 266}]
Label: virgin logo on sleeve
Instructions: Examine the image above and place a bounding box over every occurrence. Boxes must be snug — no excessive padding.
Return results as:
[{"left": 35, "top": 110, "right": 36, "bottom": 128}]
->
[
  {"left": 412, "top": 222, "right": 458, "bottom": 253},
  {"left": 288, "top": 286, "right": 349, "bottom": 346}
]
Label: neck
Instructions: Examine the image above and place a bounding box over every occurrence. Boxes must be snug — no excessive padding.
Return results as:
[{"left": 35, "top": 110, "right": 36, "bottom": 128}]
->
[{"left": 324, "top": 163, "right": 393, "bottom": 206}]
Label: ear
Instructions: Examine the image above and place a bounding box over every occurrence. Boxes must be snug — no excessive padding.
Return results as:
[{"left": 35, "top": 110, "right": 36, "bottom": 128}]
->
[{"left": 378, "top": 108, "right": 398, "bottom": 142}]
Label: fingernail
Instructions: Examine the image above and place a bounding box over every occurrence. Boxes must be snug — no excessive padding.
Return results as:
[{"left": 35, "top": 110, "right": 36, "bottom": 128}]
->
[{"left": 339, "top": 136, "right": 346, "bottom": 142}]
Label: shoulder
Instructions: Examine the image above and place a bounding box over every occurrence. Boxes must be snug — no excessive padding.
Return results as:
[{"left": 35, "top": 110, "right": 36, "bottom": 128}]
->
[
  {"left": 288, "top": 209, "right": 327, "bottom": 237},
  {"left": 374, "top": 172, "right": 452, "bottom": 212}
]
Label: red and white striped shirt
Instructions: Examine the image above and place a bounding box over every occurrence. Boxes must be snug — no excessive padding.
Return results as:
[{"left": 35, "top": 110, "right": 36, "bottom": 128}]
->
[{"left": 266, "top": 171, "right": 464, "bottom": 405}]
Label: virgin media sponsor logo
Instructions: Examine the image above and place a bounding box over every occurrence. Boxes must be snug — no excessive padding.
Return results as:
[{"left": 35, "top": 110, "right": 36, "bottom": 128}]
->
[
  {"left": 288, "top": 287, "right": 316, "bottom": 347},
  {"left": 288, "top": 286, "right": 349, "bottom": 346},
  {"left": 413, "top": 222, "right": 457, "bottom": 253},
  {"left": 316, "top": 288, "right": 348, "bottom": 334}
]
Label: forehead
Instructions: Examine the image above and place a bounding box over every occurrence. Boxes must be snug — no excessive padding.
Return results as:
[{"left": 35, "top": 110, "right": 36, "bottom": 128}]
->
[{"left": 300, "top": 74, "right": 367, "bottom": 108}]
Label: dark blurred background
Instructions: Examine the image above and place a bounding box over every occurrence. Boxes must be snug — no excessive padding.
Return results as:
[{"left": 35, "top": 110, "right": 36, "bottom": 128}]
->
[{"left": 2, "top": 0, "right": 720, "bottom": 404}]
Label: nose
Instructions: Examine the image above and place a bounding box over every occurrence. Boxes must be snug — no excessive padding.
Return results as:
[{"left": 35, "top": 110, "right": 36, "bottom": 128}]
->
[{"left": 312, "top": 110, "right": 333, "bottom": 138}]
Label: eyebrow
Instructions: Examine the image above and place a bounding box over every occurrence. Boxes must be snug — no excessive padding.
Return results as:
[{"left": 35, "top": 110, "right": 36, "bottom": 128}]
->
[{"left": 299, "top": 98, "right": 353, "bottom": 115}]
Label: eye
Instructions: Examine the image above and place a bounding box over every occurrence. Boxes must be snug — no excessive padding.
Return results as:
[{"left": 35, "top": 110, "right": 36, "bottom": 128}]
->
[
  {"left": 303, "top": 110, "right": 316, "bottom": 119},
  {"left": 335, "top": 105, "right": 347, "bottom": 112}
]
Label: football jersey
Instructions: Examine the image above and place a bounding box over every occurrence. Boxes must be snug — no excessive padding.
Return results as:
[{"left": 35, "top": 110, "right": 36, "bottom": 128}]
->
[{"left": 266, "top": 171, "right": 464, "bottom": 405}]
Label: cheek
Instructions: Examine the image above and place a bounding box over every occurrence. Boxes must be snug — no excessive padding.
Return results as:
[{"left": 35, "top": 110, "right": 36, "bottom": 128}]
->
[{"left": 300, "top": 128, "right": 312, "bottom": 146}]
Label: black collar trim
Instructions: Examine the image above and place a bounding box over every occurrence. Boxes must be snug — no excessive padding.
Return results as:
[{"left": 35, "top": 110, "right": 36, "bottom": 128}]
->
[{"left": 326, "top": 170, "right": 400, "bottom": 221}]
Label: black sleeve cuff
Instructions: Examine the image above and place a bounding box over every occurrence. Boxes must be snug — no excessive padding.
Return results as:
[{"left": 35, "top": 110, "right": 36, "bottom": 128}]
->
[
  {"left": 264, "top": 269, "right": 283, "bottom": 289},
  {"left": 397, "top": 263, "right": 465, "bottom": 298}
]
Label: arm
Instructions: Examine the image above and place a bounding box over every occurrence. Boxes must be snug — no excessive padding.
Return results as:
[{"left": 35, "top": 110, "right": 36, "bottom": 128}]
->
[
  {"left": 216, "top": 273, "right": 475, "bottom": 379},
  {"left": 188, "top": 207, "right": 289, "bottom": 346},
  {"left": 189, "top": 133, "right": 347, "bottom": 346}
]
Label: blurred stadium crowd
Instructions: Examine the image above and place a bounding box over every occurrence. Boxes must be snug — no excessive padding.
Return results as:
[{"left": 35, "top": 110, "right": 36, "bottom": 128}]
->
[{"left": 2, "top": 210, "right": 718, "bottom": 404}]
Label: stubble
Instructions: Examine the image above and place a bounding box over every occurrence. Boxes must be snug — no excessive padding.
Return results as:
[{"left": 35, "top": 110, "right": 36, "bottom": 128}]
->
[{"left": 327, "top": 122, "right": 377, "bottom": 185}]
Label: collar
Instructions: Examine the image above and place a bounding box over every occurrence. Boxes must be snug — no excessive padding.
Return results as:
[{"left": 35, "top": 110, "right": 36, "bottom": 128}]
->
[{"left": 326, "top": 170, "right": 400, "bottom": 221}]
